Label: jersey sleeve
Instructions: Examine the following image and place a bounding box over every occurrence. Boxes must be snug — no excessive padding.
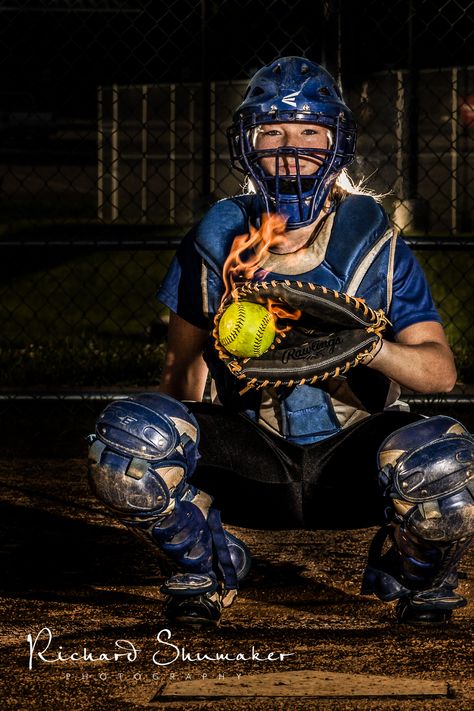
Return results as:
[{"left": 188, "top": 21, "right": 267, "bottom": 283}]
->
[
  {"left": 156, "top": 230, "right": 209, "bottom": 330},
  {"left": 389, "top": 237, "right": 442, "bottom": 335}
]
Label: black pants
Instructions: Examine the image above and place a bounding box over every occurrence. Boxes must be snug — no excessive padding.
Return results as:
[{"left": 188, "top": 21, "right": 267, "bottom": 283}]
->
[{"left": 188, "top": 403, "right": 422, "bottom": 530}]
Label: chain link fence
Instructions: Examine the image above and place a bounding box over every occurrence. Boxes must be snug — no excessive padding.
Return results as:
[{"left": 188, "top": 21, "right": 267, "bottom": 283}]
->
[{"left": 0, "top": 0, "right": 473, "bottom": 402}]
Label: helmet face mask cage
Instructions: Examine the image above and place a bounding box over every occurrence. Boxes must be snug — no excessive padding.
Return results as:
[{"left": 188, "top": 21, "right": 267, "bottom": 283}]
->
[{"left": 227, "top": 58, "right": 357, "bottom": 229}]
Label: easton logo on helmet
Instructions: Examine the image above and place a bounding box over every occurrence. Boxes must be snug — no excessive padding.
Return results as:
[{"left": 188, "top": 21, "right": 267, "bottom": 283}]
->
[{"left": 281, "top": 91, "right": 299, "bottom": 107}]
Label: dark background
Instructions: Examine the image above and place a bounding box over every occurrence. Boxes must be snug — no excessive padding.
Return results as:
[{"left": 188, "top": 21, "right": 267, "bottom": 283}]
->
[{"left": 2, "top": 1, "right": 471, "bottom": 115}]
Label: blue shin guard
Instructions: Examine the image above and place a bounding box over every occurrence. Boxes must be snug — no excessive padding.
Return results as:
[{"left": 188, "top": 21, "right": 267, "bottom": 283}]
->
[
  {"left": 88, "top": 393, "right": 251, "bottom": 623},
  {"left": 362, "top": 416, "right": 474, "bottom": 624}
]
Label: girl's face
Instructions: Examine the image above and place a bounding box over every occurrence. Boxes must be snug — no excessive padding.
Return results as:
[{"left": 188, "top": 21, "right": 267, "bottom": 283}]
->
[{"left": 254, "top": 123, "right": 330, "bottom": 176}]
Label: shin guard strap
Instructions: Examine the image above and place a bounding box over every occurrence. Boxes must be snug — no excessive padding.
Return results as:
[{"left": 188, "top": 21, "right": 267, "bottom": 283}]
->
[{"left": 208, "top": 508, "right": 239, "bottom": 591}]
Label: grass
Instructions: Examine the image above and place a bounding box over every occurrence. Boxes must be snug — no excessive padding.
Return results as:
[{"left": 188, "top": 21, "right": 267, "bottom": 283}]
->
[
  {"left": 0, "top": 249, "right": 173, "bottom": 387},
  {"left": 0, "top": 338, "right": 166, "bottom": 387},
  {"left": 415, "top": 249, "right": 474, "bottom": 383},
  {"left": 0, "top": 249, "right": 173, "bottom": 340}
]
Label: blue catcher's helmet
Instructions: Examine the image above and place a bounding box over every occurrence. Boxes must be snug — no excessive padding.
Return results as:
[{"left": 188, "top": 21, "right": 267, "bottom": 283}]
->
[{"left": 227, "top": 57, "right": 357, "bottom": 229}]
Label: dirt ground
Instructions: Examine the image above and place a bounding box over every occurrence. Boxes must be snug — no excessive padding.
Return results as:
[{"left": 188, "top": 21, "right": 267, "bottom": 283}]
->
[{"left": 0, "top": 402, "right": 473, "bottom": 710}]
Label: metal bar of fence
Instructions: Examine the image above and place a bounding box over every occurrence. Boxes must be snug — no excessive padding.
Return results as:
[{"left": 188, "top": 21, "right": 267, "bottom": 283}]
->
[
  {"left": 0, "top": 392, "right": 472, "bottom": 404},
  {"left": 0, "top": 393, "right": 130, "bottom": 401},
  {"left": 403, "top": 238, "right": 474, "bottom": 249},
  {"left": 0, "top": 239, "right": 183, "bottom": 248},
  {"left": 1, "top": 237, "right": 474, "bottom": 249},
  {"left": 404, "top": 395, "right": 474, "bottom": 406}
]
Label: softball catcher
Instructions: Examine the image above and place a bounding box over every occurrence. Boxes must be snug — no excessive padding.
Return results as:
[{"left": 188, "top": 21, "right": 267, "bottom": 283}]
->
[{"left": 89, "top": 57, "right": 474, "bottom": 628}]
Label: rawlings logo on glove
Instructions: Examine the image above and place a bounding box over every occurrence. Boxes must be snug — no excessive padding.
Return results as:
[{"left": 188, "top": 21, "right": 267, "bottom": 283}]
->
[{"left": 281, "top": 335, "right": 343, "bottom": 362}]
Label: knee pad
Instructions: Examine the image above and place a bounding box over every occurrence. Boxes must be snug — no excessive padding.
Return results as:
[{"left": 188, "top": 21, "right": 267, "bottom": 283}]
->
[
  {"left": 362, "top": 416, "right": 474, "bottom": 609},
  {"left": 88, "top": 392, "right": 200, "bottom": 516}
]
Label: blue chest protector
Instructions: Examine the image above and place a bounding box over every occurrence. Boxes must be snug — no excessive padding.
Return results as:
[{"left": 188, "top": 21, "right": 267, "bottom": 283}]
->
[{"left": 194, "top": 193, "right": 396, "bottom": 444}]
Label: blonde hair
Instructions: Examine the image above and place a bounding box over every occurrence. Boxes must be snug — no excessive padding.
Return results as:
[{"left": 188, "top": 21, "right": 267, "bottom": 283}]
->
[{"left": 333, "top": 169, "right": 384, "bottom": 202}]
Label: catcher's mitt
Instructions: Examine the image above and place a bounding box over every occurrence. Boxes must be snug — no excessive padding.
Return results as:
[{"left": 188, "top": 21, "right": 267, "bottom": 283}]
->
[{"left": 213, "top": 279, "right": 389, "bottom": 393}]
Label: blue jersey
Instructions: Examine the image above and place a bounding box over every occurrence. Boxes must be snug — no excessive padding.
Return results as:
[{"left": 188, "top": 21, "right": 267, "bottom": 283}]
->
[{"left": 158, "top": 194, "right": 441, "bottom": 443}]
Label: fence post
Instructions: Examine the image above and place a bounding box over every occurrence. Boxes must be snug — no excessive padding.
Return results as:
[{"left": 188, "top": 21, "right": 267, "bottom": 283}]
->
[
  {"left": 451, "top": 68, "right": 458, "bottom": 234},
  {"left": 97, "top": 86, "right": 104, "bottom": 221},
  {"left": 141, "top": 85, "right": 148, "bottom": 224},
  {"left": 459, "top": 66, "right": 472, "bottom": 233},
  {"left": 200, "top": 0, "right": 213, "bottom": 213},
  {"left": 169, "top": 83, "right": 176, "bottom": 225},
  {"left": 111, "top": 83, "right": 120, "bottom": 222}
]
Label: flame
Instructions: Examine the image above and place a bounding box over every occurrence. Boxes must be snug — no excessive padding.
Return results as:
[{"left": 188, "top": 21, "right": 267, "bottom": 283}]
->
[
  {"left": 221, "top": 213, "right": 301, "bottom": 334},
  {"left": 266, "top": 298, "right": 301, "bottom": 335},
  {"left": 222, "top": 213, "right": 288, "bottom": 298}
]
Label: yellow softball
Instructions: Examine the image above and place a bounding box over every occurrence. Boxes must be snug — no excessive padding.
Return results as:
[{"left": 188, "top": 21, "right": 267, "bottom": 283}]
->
[{"left": 218, "top": 301, "right": 276, "bottom": 357}]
